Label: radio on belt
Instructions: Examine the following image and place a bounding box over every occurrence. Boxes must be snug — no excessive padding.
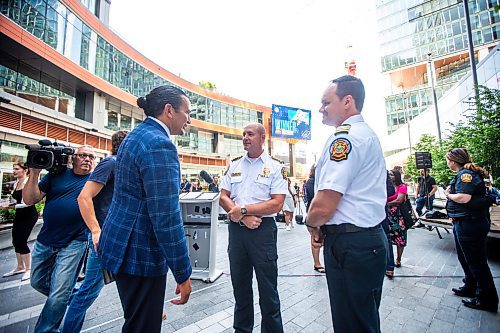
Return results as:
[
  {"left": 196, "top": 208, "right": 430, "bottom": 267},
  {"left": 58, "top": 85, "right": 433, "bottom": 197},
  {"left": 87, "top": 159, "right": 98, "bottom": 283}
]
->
[{"left": 180, "top": 191, "right": 223, "bottom": 283}]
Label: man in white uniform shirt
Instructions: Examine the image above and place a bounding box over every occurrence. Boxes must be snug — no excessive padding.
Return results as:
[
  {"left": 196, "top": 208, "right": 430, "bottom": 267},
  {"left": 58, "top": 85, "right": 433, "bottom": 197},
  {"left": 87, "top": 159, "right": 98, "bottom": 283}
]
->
[
  {"left": 307, "top": 75, "right": 387, "bottom": 333},
  {"left": 220, "top": 123, "right": 287, "bottom": 333}
]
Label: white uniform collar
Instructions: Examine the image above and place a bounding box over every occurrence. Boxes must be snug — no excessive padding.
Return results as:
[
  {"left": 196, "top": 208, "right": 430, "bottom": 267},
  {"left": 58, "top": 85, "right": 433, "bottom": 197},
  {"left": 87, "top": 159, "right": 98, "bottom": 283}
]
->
[
  {"left": 148, "top": 116, "right": 171, "bottom": 137},
  {"left": 244, "top": 150, "right": 268, "bottom": 163},
  {"left": 341, "top": 114, "right": 364, "bottom": 125}
]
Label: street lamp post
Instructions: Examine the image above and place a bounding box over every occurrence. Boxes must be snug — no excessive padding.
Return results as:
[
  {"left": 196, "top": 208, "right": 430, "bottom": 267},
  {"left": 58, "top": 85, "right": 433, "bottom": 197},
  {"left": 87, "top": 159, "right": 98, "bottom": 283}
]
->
[
  {"left": 427, "top": 53, "right": 442, "bottom": 143},
  {"left": 462, "top": 0, "right": 479, "bottom": 99}
]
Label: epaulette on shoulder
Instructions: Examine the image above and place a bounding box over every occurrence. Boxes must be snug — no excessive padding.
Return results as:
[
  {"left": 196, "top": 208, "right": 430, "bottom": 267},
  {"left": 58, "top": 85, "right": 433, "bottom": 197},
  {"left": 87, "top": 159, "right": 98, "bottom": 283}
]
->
[
  {"left": 271, "top": 156, "right": 283, "bottom": 164},
  {"left": 335, "top": 124, "right": 351, "bottom": 136},
  {"left": 231, "top": 156, "right": 243, "bottom": 162}
]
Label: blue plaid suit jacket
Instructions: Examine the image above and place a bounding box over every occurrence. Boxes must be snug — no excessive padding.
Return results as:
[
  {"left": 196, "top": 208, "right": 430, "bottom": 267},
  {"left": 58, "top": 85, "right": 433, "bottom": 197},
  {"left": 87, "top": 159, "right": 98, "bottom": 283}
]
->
[{"left": 99, "top": 118, "right": 192, "bottom": 282}]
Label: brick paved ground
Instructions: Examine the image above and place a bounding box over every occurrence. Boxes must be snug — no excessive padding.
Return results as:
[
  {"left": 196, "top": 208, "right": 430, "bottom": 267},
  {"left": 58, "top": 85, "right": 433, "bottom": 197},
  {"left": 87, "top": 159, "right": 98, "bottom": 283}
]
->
[{"left": 0, "top": 205, "right": 499, "bottom": 332}]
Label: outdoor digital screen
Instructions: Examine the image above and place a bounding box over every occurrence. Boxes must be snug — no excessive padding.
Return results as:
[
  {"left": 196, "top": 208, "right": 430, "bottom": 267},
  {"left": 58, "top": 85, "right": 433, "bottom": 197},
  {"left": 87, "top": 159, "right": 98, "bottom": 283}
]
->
[{"left": 271, "top": 104, "right": 311, "bottom": 140}]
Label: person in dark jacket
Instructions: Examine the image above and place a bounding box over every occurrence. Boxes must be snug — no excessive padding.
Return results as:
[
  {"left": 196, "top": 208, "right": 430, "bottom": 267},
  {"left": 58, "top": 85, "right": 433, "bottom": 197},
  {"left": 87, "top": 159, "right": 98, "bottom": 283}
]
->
[
  {"left": 445, "top": 148, "right": 498, "bottom": 313},
  {"left": 305, "top": 165, "right": 324, "bottom": 273}
]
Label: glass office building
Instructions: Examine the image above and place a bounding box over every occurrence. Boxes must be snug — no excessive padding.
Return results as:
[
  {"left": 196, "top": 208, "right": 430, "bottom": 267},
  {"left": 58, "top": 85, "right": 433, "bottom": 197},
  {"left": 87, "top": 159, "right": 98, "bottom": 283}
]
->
[
  {"left": 376, "top": 0, "right": 499, "bottom": 133},
  {"left": 0, "top": 0, "right": 272, "bottom": 190}
]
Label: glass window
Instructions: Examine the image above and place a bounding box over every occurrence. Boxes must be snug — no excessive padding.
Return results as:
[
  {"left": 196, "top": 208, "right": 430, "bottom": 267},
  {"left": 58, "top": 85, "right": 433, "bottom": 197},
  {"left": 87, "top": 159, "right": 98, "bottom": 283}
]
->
[
  {"left": 22, "top": 0, "right": 47, "bottom": 39},
  {"left": 483, "top": 27, "right": 493, "bottom": 42},
  {"left": 120, "top": 114, "right": 131, "bottom": 131},
  {"left": 106, "top": 111, "right": 118, "bottom": 131},
  {"left": 478, "top": 0, "right": 488, "bottom": 11},
  {"left": 64, "top": 13, "right": 83, "bottom": 64},
  {"left": 480, "top": 12, "right": 490, "bottom": 27}
]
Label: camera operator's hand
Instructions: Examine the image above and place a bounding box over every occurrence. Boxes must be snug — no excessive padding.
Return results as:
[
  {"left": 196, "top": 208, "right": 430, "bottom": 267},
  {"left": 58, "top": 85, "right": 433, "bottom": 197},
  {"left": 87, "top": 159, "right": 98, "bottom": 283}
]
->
[
  {"left": 22, "top": 169, "right": 46, "bottom": 205},
  {"left": 29, "top": 168, "right": 42, "bottom": 175}
]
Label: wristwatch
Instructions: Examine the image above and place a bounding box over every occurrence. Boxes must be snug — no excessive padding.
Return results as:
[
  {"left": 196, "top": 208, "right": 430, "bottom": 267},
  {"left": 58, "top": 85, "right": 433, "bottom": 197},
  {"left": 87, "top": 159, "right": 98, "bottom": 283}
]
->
[{"left": 240, "top": 206, "right": 247, "bottom": 215}]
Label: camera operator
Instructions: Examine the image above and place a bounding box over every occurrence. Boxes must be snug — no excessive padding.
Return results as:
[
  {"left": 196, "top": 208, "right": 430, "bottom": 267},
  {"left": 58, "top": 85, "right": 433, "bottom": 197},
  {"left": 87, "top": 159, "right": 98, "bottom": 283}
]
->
[{"left": 23, "top": 145, "right": 96, "bottom": 333}]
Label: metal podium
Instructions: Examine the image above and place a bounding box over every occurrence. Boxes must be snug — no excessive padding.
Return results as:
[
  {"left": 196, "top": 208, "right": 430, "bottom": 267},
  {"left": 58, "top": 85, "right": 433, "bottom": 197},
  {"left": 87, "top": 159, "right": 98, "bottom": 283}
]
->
[{"left": 179, "top": 191, "right": 223, "bottom": 283}]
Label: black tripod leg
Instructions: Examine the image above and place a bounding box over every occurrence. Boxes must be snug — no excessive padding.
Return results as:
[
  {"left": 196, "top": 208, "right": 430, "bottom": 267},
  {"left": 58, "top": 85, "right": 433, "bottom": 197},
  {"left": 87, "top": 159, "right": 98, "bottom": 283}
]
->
[{"left": 435, "top": 227, "right": 443, "bottom": 239}]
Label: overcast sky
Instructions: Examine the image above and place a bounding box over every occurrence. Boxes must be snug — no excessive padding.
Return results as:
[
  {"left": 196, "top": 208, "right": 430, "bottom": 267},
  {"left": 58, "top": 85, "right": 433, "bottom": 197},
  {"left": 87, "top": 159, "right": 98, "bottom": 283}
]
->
[{"left": 109, "top": 0, "right": 389, "bottom": 155}]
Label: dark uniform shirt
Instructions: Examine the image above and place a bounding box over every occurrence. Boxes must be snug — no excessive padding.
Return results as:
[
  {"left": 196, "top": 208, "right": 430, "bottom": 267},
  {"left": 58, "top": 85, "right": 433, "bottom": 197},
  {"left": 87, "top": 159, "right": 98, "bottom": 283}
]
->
[{"left": 446, "top": 168, "right": 487, "bottom": 218}]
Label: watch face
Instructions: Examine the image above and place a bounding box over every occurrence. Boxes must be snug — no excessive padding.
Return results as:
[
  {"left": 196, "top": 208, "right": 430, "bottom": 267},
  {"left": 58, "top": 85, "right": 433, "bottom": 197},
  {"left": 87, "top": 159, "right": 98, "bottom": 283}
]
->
[{"left": 241, "top": 207, "right": 247, "bottom": 215}]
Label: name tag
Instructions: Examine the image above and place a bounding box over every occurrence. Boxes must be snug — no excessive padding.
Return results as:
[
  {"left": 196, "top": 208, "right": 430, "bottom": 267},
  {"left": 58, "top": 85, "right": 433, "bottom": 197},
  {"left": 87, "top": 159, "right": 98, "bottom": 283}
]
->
[{"left": 231, "top": 172, "right": 241, "bottom": 177}]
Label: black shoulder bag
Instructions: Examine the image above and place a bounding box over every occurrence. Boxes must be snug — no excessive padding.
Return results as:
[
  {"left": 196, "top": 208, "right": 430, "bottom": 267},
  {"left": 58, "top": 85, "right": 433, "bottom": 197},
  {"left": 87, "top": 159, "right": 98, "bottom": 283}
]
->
[{"left": 400, "top": 195, "right": 418, "bottom": 229}]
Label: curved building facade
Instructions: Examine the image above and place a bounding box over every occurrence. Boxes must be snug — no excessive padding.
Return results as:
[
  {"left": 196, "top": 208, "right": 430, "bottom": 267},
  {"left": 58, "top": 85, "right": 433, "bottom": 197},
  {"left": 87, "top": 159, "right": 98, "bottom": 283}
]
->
[{"left": 0, "top": 0, "right": 272, "bottom": 194}]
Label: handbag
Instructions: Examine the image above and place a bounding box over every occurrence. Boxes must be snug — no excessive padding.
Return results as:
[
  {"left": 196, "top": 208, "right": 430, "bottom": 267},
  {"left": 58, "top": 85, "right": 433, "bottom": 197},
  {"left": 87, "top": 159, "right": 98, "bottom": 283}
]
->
[
  {"left": 295, "top": 199, "right": 304, "bottom": 224},
  {"left": 400, "top": 196, "right": 417, "bottom": 229},
  {"left": 275, "top": 210, "right": 285, "bottom": 223}
]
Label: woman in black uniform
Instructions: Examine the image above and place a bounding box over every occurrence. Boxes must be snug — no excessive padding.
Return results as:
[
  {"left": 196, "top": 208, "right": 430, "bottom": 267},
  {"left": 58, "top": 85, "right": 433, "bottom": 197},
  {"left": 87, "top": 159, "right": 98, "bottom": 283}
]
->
[
  {"left": 1, "top": 162, "right": 38, "bottom": 281},
  {"left": 445, "top": 148, "right": 498, "bottom": 313}
]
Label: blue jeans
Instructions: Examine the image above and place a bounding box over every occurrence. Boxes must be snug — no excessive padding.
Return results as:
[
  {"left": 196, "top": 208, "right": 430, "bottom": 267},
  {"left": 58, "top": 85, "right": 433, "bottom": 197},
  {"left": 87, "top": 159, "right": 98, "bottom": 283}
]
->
[
  {"left": 415, "top": 195, "right": 434, "bottom": 216},
  {"left": 62, "top": 235, "right": 105, "bottom": 333},
  {"left": 31, "top": 239, "right": 87, "bottom": 333}
]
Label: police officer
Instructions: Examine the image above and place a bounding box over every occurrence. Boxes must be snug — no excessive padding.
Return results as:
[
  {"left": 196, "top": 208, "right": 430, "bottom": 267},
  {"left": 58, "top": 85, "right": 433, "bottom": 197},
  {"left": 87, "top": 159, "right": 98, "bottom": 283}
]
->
[
  {"left": 445, "top": 148, "right": 498, "bottom": 313},
  {"left": 220, "top": 123, "right": 287, "bottom": 333},
  {"left": 307, "top": 75, "right": 388, "bottom": 333}
]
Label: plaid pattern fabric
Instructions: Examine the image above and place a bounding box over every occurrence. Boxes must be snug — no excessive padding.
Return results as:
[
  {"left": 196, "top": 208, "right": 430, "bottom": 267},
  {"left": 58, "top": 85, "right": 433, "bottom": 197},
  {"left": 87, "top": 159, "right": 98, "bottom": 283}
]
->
[{"left": 99, "top": 118, "right": 191, "bottom": 283}]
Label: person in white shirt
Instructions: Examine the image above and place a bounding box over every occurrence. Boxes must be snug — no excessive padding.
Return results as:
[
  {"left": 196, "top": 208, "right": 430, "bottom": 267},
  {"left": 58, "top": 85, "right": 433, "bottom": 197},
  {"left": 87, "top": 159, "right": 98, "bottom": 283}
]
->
[
  {"left": 307, "top": 75, "right": 387, "bottom": 333},
  {"left": 220, "top": 123, "right": 287, "bottom": 333}
]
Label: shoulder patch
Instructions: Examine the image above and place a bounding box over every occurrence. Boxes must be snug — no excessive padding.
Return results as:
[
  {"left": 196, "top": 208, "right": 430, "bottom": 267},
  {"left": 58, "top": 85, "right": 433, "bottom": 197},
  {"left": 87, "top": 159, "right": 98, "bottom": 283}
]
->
[
  {"left": 460, "top": 173, "right": 472, "bottom": 183},
  {"left": 330, "top": 138, "right": 352, "bottom": 162},
  {"left": 231, "top": 156, "right": 242, "bottom": 162},
  {"left": 271, "top": 156, "right": 282, "bottom": 163},
  {"left": 334, "top": 124, "right": 351, "bottom": 136}
]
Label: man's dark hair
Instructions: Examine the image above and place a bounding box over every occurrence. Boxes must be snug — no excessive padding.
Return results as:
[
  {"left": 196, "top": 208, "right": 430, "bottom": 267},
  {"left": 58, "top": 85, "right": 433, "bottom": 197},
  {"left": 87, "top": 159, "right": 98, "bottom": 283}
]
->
[
  {"left": 136, "top": 85, "right": 187, "bottom": 117},
  {"left": 391, "top": 169, "right": 403, "bottom": 186},
  {"left": 111, "top": 130, "right": 128, "bottom": 155},
  {"left": 331, "top": 75, "right": 365, "bottom": 111}
]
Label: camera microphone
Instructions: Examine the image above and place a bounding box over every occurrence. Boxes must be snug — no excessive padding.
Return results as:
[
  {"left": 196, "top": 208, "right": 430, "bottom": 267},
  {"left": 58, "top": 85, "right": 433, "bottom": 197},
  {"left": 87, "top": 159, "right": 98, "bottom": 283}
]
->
[
  {"left": 25, "top": 144, "right": 41, "bottom": 150},
  {"left": 199, "top": 170, "right": 214, "bottom": 184},
  {"left": 39, "top": 139, "right": 53, "bottom": 146}
]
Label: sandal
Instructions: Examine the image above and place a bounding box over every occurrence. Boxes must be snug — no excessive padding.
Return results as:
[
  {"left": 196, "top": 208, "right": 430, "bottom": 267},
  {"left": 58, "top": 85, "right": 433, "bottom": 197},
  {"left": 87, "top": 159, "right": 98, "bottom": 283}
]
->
[
  {"left": 3, "top": 269, "right": 26, "bottom": 278},
  {"left": 385, "top": 271, "right": 394, "bottom": 279},
  {"left": 314, "top": 266, "right": 326, "bottom": 273},
  {"left": 395, "top": 260, "right": 401, "bottom": 268}
]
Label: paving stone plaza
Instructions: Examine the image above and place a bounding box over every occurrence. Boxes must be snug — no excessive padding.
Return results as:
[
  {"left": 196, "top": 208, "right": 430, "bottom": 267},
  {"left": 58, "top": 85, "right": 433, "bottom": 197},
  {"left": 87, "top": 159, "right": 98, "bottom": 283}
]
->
[{"left": 0, "top": 207, "right": 499, "bottom": 333}]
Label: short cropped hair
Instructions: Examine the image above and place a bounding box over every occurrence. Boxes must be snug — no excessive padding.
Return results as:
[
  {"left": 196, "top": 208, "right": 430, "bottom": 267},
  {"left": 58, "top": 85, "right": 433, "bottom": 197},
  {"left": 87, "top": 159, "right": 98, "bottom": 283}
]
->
[{"left": 331, "top": 75, "right": 365, "bottom": 111}]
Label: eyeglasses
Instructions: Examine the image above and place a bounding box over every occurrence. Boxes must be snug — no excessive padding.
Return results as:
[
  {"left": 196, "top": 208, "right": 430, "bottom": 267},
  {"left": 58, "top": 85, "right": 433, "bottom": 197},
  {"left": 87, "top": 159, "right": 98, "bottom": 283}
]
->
[{"left": 75, "top": 153, "right": 96, "bottom": 161}]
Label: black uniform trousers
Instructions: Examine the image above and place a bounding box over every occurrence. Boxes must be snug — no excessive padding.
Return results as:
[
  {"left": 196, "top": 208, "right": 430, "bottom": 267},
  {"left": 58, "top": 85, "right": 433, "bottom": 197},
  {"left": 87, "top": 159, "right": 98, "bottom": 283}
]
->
[
  {"left": 323, "top": 225, "right": 387, "bottom": 333},
  {"left": 453, "top": 217, "right": 499, "bottom": 306},
  {"left": 115, "top": 272, "right": 166, "bottom": 333},
  {"left": 228, "top": 217, "right": 283, "bottom": 333}
]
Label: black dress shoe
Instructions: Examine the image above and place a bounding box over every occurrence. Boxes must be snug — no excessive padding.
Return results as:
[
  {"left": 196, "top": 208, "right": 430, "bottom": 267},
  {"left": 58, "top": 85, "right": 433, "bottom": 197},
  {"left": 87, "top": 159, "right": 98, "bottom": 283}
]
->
[
  {"left": 462, "top": 298, "right": 498, "bottom": 313},
  {"left": 452, "top": 286, "right": 476, "bottom": 298}
]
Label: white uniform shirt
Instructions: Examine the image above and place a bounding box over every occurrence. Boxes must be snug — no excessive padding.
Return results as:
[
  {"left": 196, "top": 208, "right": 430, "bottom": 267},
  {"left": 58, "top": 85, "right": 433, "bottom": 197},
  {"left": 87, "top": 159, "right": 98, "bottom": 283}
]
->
[
  {"left": 221, "top": 151, "right": 288, "bottom": 217},
  {"left": 315, "top": 114, "right": 387, "bottom": 227}
]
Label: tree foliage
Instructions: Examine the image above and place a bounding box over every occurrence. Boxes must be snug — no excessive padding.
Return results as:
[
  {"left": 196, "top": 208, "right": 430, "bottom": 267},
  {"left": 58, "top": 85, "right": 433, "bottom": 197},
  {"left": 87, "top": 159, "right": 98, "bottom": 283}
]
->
[
  {"left": 403, "top": 86, "right": 499, "bottom": 186},
  {"left": 448, "top": 86, "right": 500, "bottom": 180},
  {"left": 198, "top": 81, "right": 217, "bottom": 91}
]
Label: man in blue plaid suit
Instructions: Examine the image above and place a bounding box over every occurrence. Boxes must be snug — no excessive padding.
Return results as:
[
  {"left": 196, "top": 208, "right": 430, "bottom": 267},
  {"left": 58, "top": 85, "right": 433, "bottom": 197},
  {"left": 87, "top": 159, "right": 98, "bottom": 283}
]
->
[{"left": 99, "top": 86, "right": 192, "bottom": 333}]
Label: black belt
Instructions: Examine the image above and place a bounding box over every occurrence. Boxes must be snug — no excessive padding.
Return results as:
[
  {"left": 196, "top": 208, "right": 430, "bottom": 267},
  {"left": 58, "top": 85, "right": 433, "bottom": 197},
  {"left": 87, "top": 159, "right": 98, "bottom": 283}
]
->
[
  {"left": 452, "top": 215, "right": 485, "bottom": 222},
  {"left": 231, "top": 216, "right": 275, "bottom": 227},
  {"left": 321, "top": 223, "right": 380, "bottom": 235}
]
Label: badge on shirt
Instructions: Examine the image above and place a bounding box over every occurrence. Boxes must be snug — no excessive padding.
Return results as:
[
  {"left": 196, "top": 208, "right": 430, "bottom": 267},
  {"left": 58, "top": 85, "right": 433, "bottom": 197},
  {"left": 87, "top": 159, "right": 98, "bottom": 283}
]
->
[
  {"left": 231, "top": 172, "right": 242, "bottom": 177},
  {"left": 260, "top": 167, "right": 270, "bottom": 178},
  {"left": 461, "top": 173, "right": 472, "bottom": 183},
  {"left": 330, "top": 138, "right": 352, "bottom": 162},
  {"left": 281, "top": 167, "right": 287, "bottom": 179}
]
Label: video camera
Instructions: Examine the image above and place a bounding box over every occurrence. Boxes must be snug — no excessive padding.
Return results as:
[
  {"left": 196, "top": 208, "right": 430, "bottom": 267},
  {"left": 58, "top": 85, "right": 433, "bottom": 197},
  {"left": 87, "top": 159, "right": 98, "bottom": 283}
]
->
[{"left": 25, "top": 139, "right": 75, "bottom": 174}]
